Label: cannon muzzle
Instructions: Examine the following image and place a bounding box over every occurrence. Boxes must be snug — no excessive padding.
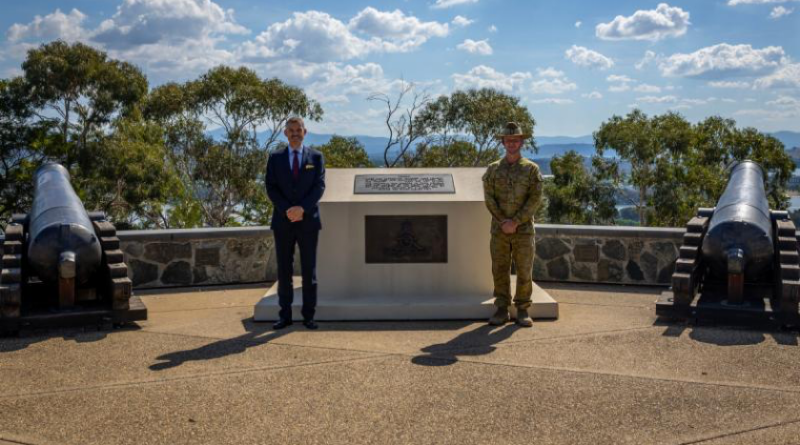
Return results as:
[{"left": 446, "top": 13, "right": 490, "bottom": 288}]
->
[{"left": 26, "top": 164, "right": 102, "bottom": 285}]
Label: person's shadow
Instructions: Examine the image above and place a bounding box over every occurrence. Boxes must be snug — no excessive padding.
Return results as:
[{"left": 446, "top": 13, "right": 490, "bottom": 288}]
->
[
  {"left": 149, "top": 318, "right": 287, "bottom": 371},
  {"left": 411, "top": 324, "right": 520, "bottom": 367}
]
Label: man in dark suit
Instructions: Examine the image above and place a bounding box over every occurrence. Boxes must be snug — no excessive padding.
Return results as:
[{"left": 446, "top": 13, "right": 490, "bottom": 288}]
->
[{"left": 266, "top": 117, "right": 326, "bottom": 330}]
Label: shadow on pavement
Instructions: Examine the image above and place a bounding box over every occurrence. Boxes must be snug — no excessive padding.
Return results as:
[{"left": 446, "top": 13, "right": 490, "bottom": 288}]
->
[
  {"left": 149, "top": 318, "right": 287, "bottom": 371},
  {"left": 0, "top": 324, "right": 141, "bottom": 353},
  {"left": 657, "top": 319, "right": 799, "bottom": 347},
  {"left": 411, "top": 324, "right": 521, "bottom": 367}
]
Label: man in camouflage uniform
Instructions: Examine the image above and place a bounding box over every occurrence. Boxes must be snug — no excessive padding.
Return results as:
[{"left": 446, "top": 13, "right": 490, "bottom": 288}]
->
[{"left": 482, "top": 122, "right": 543, "bottom": 327}]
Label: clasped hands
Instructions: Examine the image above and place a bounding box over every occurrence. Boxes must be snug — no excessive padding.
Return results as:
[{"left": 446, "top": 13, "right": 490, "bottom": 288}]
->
[
  {"left": 500, "top": 219, "right": 519, "bottom": 234},
  {"left": 287, "top": 206, "right": 304, "bottom": 222}
]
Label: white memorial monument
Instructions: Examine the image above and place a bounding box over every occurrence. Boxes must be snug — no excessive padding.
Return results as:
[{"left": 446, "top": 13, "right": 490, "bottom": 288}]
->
[{"left": 254, "top": 168, "right": 558, "bottom": 321}]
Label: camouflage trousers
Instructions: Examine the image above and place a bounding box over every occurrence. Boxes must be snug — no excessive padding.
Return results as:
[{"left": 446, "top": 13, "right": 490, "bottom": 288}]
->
[{"left": 490, "top": 231, "right": 535, "bottom": 309}]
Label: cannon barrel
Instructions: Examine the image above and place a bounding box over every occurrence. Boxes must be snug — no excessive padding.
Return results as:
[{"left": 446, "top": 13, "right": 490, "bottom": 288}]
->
[
  {"left": 701, "top": 161, "right": 774, "bottom": 281},
  {"left": 26, "top": 164, "right": 102, "bottom": 285}
]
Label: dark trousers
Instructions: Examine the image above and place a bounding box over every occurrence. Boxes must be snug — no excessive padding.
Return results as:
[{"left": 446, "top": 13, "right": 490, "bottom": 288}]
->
[{"left": 274, "top": 225, "right": 319, "bottom": 321}]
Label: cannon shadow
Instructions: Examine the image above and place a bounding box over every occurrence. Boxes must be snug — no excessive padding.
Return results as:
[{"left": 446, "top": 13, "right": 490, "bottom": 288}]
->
[
  {"left": 0, "top": 323, "right": 142, "bottom": 353},
  {"left": 657, "top": 319, "right": 799, "bottom": 346}
]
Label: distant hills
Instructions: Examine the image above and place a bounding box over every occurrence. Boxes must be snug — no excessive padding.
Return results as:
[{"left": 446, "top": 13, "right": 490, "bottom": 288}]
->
[
  {"left": 773, "top": 131, "right": 800, "bottom": 150},
  {"left": 207, "top": 128, "right": 800, "bottom": 160}
]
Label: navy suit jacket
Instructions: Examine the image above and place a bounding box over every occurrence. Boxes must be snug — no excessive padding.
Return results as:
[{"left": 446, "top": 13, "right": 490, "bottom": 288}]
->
[{"left": 266, "top": 146, "right": 326, "bottom": 232}]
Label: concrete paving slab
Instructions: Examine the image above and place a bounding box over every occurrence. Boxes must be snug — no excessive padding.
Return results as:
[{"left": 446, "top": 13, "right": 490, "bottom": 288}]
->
[
  {"left": 448, "top": 325, "right": 800, "bottom": 391},
  {"left": 259, "top": 302, "right": 655, "bottom": 355},
  {"left": 137, "top": 285, "right": 265, "bottom": 313},
  {"left": 0, "top": 327, "right": 378, "bottom": 398},
  {"left": 254, "top": 277, "right": 558, "bottom": 321},
  {"left": 542, "top": 282, "right": 662, "bottom": 307},
  {"left": 692, "top": 419, "right": 800, "bottom": 444},
  {"left": 136, "top": 290, "right": 655, "bottom": 356},
  {"left": 0, "top": 356, "right": 798, "bottom": 445}
]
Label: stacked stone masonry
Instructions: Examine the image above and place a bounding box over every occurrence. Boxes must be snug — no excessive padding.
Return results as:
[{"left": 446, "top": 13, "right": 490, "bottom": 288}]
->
[
  {"left": 106, "top": 225, "right": 688, "bottom": 289},
  {"left": 118, "top": 227, "right": 276, "bottom": 289},
  {"left": 533, "top": 226, "right": 683, "bottom": 285}
]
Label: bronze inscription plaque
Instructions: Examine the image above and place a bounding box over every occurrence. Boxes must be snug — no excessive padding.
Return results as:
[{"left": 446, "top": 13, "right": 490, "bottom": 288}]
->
[
  {"left": 354, "top": 174, "right": 455, "bottom": 194},
  {"left": 365, "top": 215, "right": 448, "bottom": 263}
]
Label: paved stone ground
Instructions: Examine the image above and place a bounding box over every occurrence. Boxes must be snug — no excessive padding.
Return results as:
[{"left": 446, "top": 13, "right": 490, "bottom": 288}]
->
[{"left": 1, "top": 283, "right": 799, "bottom": 445}]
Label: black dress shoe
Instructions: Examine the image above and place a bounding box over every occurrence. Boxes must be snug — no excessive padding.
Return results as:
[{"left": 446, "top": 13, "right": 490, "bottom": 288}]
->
[
  {"left": 303, "top": 319, "right": 319, "bottom": 330},
  {"left": 273, "top": 318, "right": 293, "bottom": 330}
]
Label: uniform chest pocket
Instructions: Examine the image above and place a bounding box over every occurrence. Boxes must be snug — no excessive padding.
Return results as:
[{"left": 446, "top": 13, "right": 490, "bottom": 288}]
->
[{"left": 512, "top": 174, "right": 531, "bottom": 195}]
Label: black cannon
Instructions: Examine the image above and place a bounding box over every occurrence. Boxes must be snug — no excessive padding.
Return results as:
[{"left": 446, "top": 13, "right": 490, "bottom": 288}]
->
[
  {"left": 657, "top": 161, "right": 800, "bottom": 325},
  {"left": 0, "top": 163, "right": 147, "bottom": 333}
]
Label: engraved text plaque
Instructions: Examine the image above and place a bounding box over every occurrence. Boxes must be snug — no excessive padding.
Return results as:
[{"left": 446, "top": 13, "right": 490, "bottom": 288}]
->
[{"left": 354, "top": 174, "right": 455, "bottom": 194}]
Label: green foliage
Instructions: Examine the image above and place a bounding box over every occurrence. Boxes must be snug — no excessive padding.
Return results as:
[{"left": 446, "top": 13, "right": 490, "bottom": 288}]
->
[
  {"left": 0, "top": 77, "right": 40, "bottom": 219},
  {"left": 413, "top": 88, "right": 537, "bottom": 165},
  {"left": 689, "top": 117, "right": 793, "bottom": 210},
  {"left": 22, "top": 40, "right": 148, "bottom": 159},
  {"left": 594, "top": 109, "right": 693, "bottom": 226},
  {"left": 145, "top": 65, "right": 324, "bottom": 227},
  {"left": 594, "top": 110, "right": 793, "bottom": 227},
  {"left": 543, "top": 151, "right": 617, "bottom": 224},
  {"left": 405, "top": 140, "right": 498, "bottom": 167},
  {"left": 85, "top": 119, "right": 183, "bottom": 229},
  {"left": 0, "top": 41, "right": 177, "bottom": 227},
  {"left": 315, "top": 136, "right": 372, "bottom": 168}
]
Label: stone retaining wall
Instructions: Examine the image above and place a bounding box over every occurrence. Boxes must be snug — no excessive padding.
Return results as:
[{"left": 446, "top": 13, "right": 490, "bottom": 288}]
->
[
  {"left": 118, "top": 227, "right": 276, "bottom": 289},
  {"left": 533, "top": 225, "right": 683, "bottom": 285},
  {"left": 115, "top": 225, "right": 685, "bottom": 289}
]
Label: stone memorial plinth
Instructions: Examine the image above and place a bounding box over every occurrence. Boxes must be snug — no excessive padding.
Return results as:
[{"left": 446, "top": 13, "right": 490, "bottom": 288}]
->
[{"left": 254, "top": 168, "right": 558, "bottom": 321}]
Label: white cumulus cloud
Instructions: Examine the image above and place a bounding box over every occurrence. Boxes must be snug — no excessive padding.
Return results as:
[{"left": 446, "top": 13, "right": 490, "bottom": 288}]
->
[
  {"left": 452, "top": 15, "right": 474, "bottom": 27},
  {"left": 659, "top": 43, "right": 785, "bottom": 78},
  {"left": 240, "top": 8, "right": 449, "bottom": 64},
  {"left": 637, "top": 95, "right": 679, "bottom": 103},
  {"left": 432, "top": 0, "right": 479, "bottom": 9},
  {"left": 607, "top": 74, "right": 635, "bottom": 83},
  {"left": 633, "top": 84, "right": 662, "bottom": 93},
  {"left": 349, "top": 7, "right": 449, "bottom": 43},
  {"left": 582, "top": 91, "right": 603, "bottom": 99},
  {"left": 754, "top": 62, "right": 800, "bottom": 89},
  {"left": 457, "top": 39, "right": 492, "bottom": 55},
  {"left": 596, "top": 3, "right": 690, "bottom": 41},
  {"left": 766, "top": 95, "right": 800, "bottom": 107},
  {"left": 488, "top": 25, "right": 497, "bottom": 33},
  {"left": 267, "top": 61, "right": 401, "bottom": 104},
  {"left": 565, "top": 45, "right": 614, "bottom": 70},
  {"left": 7, "top": 8, "right": 88, "bottom": 43},
  {"left": 635, "top": 50, "right": 658, "bottom": 70},
  {"left": 530, "top": 98, "right": 574, "bottom": 105},
  {"left": 708, "top": 80, "right": 751, "bottom": 88},
  {"left": 92, "top": 0, "right": 248, "bottom": 50},
  {"left": 575, "top": 21, "right": 582, "bottom": 28},
  {"left": 607, "top": 75, "right": 636, "bottom": 93},
  {"left": 770, "top": 6, "right": 795, "bottom": 17},
  {"left": 531, "top": 67, "right": 577, "bottom": 95},
  {"left": 452, "top": 65, "right": 532, "bottom": 91}
]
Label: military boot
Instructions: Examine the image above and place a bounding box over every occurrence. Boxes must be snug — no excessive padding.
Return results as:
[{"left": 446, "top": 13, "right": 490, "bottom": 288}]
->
[
  {"left": 516, "top": 308, "right": 533, "bottom": 327},
  {"left": 489, "top": 307, "right": 509, "bottom": 326}
]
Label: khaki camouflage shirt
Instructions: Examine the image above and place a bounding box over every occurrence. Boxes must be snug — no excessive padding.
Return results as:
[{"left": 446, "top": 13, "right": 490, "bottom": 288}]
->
[{"left": 482, "top": 157, "right": 544, "bottom": 234}]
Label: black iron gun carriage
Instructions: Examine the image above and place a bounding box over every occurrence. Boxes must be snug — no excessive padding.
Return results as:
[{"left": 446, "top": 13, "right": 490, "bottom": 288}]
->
[
  {"left": 0, "top": 163, "right": 147, "bottom": 333},
  {"left": 657, "top": 160, "right": 800, "bottom": 326}
]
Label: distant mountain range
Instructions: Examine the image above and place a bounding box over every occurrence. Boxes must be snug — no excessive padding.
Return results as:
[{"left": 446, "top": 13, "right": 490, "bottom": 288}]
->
[{"left": 208, "top": 128, "right": 800, "bottom": 160}]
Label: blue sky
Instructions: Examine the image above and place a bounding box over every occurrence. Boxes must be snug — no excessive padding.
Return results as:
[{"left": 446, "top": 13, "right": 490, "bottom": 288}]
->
[{"left": 1, "top": 0, "right": 798, "bottom": 137}]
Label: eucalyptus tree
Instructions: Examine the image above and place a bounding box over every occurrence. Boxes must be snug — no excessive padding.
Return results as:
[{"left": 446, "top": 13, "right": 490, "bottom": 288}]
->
[{"left": 145, "top": 66, "right": 323, "bottom": 226}]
